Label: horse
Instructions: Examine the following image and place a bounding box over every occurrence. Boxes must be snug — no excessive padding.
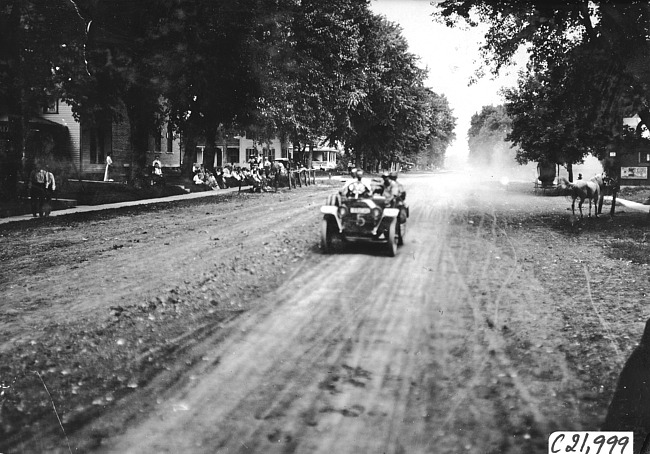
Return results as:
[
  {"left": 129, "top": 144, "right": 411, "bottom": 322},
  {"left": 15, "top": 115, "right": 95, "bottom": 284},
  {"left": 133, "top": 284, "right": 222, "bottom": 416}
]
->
[
  {"left": 558, "top": 176, "right": 600, "bottom": 218},
  {"left": 590, "top": 172, "right": 608, "bottom": 214}
]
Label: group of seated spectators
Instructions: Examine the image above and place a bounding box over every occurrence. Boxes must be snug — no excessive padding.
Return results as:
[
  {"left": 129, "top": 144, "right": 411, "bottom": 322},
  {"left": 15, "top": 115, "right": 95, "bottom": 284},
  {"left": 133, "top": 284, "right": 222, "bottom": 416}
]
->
[
  {"left": 192, "top": 164, "right": 274, "bottom": 192},
  {"left": 247, "top": 155, "right": 273, "bottom": 178}
]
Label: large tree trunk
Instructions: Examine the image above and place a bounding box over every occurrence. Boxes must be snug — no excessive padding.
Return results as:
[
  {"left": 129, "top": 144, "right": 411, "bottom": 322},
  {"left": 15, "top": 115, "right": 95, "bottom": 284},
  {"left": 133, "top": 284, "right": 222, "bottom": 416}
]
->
[
  {"left": 2, "top": 114, "right": 26, "bottom": 201},
  {"left": 610, "top": 180, "right": 619, "bottom": 217},
  {"left": 204, "top": 130, "right": 217, "bottom": 172},
  {"left": 307, "top": 142, "right": 313, "bottom": 169},
  {"left": 125, "top": 102, "right": 151, "bottom": 182},
  {"left": 181, "top": 131, "right": 197, "bottom": 177},
  {"left": 1, "top": 2, "right": 26, "bottom": 200}
]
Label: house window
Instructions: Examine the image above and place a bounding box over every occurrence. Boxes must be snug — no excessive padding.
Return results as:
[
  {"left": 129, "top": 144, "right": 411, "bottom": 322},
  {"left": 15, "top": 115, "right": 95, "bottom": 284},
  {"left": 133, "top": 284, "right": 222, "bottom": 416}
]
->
[
  {"left": 43, "top": 98, "right": 58, "bottom": 114},
  {"left": 87, "top": 122, "right": 112, "bottom": 164},
  {"left": 154, "top": 128, "right": 162, "bottom": 152},
  {"left": 214, "top": 146, "right": 223, "bottom": 167},
  {"left": 246, "top": 148, "right": 257, "bottom": 161},
  {"left": 166, "top": 124, "right": 174, "bottom": 153},
  {"left": 267, "top": 148, "right": 276, "bottom": 161},
  {"left": 196, "top": 146, "right": 205, "bottom": 165},
  {"left": 227, "top": 147, "right": 239, "bottom": 164}
]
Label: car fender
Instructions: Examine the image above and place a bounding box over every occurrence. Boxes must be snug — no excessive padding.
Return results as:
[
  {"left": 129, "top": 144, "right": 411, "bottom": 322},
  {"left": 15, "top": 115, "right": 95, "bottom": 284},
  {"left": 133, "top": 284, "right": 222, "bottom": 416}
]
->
[
  {"left": 382, "top": 208, "right": 399, "bottom": 218},
  {"left": 372, "top": 208, "right": 400, "bottom": 236},
  {"left": 320, "top": 206, "right": 342, "bottom": 231},
  {"left": 321, "top": 205, "right": 338, "bottom": 216}
]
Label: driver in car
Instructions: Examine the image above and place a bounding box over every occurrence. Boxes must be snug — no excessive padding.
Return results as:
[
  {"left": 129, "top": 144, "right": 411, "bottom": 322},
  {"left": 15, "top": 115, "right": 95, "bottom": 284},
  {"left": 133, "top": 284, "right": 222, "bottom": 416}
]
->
[{"left": 342, "top": 168, "right": 372, "bottom": 199}]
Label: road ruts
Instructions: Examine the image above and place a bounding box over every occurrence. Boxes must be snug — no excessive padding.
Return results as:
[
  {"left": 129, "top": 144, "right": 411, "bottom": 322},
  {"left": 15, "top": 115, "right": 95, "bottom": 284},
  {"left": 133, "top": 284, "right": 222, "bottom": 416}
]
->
[{"left": 93, "top": 173, "right": 585, "bottom": 454}]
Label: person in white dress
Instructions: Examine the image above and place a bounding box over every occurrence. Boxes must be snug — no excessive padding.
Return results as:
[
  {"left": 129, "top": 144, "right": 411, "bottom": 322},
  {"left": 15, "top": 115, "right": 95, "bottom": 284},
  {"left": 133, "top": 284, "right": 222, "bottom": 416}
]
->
[{"left": 104, "top": 153, "right": 113, "bottom": 181}]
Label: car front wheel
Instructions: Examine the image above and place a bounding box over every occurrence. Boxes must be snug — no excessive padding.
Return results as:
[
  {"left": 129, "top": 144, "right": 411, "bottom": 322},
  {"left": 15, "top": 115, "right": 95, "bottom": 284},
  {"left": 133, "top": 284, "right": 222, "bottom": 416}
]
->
[
  {"left": 397, "top": 221, "right": 406, "bottom": 246},
  {"left": 320, "top": 217, "right": 334, "bottom": 253},
  {"left": 386, "top": 219, "right": 398, "bottom": 257}
]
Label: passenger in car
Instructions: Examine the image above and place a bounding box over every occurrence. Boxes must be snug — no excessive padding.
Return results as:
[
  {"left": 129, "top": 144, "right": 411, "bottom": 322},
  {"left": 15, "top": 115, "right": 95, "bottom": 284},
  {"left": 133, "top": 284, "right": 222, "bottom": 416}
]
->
[
  {"left": 381, "top": 172, "right": 400, "bottom": 206},
  {"left": 389, "top": 171, "right": 406, "bottom": 201}
]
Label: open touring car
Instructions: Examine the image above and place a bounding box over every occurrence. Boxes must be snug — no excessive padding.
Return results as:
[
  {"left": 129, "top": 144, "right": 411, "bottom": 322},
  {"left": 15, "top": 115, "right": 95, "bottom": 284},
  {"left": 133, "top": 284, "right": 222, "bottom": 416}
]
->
[{"left": 320, "top": 188, "right": 408, "bottom": 257}]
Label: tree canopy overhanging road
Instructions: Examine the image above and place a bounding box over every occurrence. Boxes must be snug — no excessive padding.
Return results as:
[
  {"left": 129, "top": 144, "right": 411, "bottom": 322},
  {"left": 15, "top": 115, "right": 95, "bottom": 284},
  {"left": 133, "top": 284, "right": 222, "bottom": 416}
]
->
[{"left": 2, "top": 175, "right": 650, "bottom": 453}]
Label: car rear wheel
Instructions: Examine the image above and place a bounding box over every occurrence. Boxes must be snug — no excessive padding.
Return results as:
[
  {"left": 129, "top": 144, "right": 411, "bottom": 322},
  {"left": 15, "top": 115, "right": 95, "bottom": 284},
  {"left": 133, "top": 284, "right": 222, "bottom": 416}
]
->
[
  {"left": 320, "top": 217, "right": 334, "bottom": 253},
  {"left": 386, "top": 219, "right": 398, "bottom": 257}
]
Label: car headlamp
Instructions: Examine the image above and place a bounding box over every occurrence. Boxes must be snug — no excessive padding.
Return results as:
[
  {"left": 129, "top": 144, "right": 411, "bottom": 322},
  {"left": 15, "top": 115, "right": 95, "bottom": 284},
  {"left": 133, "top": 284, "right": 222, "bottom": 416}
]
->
[
  {"left": 372, "top": 207, "right": 381, "bottom": 219},
  {"left": 338, "top": 206, "right": 347, "bottom": 217}
]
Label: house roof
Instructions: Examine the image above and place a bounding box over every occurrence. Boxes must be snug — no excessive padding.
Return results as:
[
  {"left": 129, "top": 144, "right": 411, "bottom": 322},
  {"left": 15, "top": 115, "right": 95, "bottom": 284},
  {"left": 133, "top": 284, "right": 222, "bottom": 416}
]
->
[{"left": 0, "top": 114, "right": 68, "bottom": 130}]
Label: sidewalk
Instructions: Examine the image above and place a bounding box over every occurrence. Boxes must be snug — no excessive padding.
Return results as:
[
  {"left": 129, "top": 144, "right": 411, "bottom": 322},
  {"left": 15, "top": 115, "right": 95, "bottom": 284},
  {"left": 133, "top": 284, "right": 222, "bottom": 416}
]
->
[
  {"left": 0, "top": 185, "right": 249, "bottom": 226},
  {"left": 0, "top": 176, "right": 339, "bottom": 226},
  {"left": 605, "top": 195, "right": 650, "bottom": 213}
]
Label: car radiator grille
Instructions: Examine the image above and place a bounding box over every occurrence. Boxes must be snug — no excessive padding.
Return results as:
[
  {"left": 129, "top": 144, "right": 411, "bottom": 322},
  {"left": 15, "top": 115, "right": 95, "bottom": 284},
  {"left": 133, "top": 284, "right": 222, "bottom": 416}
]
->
[{"left": 342, "top": 214, "right": 376, "bottom": 233}]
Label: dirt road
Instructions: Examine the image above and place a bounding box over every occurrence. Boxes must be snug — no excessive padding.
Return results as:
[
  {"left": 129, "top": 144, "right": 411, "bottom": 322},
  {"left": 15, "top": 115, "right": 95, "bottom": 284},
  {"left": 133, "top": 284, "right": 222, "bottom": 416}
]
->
[{"left": 2, "top": 173, "right": 649, "bottom": 453}]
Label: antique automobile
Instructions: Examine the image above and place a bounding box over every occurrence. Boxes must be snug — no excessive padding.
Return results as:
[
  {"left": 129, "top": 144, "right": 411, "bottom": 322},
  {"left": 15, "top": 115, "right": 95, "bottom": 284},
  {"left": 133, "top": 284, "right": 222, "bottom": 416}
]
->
[{"left": 320, "top": 190, "right": 406, "bottom": 257}]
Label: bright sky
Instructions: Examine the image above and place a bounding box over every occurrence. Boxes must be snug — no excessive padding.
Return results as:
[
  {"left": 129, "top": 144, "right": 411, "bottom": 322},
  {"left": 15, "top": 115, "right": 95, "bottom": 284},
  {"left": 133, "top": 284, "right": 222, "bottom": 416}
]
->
[{"left": 369, "top": 0, "right": 523, "bottom": 167}]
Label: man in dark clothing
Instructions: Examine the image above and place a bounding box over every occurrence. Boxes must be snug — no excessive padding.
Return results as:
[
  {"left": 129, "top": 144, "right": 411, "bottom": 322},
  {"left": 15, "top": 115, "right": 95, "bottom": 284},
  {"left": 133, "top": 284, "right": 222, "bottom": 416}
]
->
[{"left": 28, "top": 163, "right": 47, "bottom": 217}]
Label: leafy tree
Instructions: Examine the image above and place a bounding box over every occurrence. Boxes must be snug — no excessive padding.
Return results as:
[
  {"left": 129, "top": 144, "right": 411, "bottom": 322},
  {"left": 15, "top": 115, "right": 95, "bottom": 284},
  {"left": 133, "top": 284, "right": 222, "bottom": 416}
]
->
[
  {"left": 1, "top": 0, "right": 454, "bottom": 188},
  {"left": 162, "top": 0, "right": 271, "bottom": 173},
  {"left": 252, "top": 0, "right": 370, "bottom": 166},
  {"left": 258, "top": 5, "right": 456, "bottom": 171},
  {"left": 67, "top": 0, "right": 273, "bottom": 176},
  {"left": 345, "top": 14, "right": 451, "bottom": 170},
  {"left": 502, "top": 47, "right": 634, "bottom": 173},
  {"left": 468, "top": 105, "right": 515, "bottom": 167},
  {"left": 434, "top": 1, "right": 650, "bottom": 167},
  {"left": 75, "top": 0, "right": 192, "bottom": 174},
  {"left": 0, "top": 0, "right": 86, "bottom": 198},
  {"left": 412, "top": 90, "right": 455, "bottom": 169}
]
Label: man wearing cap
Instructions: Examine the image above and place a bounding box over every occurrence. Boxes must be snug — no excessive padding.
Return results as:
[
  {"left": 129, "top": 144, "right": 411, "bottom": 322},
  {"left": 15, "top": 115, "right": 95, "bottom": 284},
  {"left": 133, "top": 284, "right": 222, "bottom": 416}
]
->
[
  {"left": 342, "top": 168, "right": 371, "bottom": 199},
  {"left": 389, "top": 171, "right": 409, "bottom": 222},
  {"left": 389, "top": 171, "right": 406, "bottom": 201},
  {"left": 381, "top": 171, "right": 400, "bottom": 207}
]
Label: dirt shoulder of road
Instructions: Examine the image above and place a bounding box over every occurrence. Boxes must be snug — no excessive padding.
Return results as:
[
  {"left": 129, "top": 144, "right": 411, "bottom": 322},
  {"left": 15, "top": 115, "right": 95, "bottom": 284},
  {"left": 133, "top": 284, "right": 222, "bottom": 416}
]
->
[{"left": 0, "top": 183, "right": 337, "bottom": 452}]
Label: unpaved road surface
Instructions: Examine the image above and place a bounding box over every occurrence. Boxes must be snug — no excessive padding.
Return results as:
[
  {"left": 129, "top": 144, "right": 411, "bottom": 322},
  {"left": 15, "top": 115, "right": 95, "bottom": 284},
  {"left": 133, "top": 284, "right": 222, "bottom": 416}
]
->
[{"left": 2, "top": 173, "right": 650, "bottom": 453}]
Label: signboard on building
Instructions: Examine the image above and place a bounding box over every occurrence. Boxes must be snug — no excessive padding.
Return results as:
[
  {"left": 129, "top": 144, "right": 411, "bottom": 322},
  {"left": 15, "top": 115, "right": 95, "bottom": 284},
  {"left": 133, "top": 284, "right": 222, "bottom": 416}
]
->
[{"left": 621, "top": 167, "right": 648, "bottom": 179}]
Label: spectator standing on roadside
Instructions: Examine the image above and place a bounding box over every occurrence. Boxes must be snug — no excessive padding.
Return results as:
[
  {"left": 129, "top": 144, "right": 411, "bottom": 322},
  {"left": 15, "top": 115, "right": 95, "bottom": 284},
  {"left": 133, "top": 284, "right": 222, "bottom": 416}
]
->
[
  {"left": 44, "top": 166, "right": 56, "bottom": 216},
  {"left": 263, "top": 157, "right": 271, "bottom": 178},
  {"left": 152, "top": 155, "right": 164, "bottom": 185},
  {"left": 28, "top": 162, "right": 47, "bottom": 217},
  {"left": 104, "top": 153, "right": 113, "bottom": 181},
  {"left": 153, "top": 155, "right": 162, "bottom": 174}
]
